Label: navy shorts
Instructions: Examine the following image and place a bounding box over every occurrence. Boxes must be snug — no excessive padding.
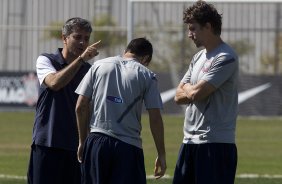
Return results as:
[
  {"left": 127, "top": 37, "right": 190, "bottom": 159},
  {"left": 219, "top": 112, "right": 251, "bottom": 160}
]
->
[
  {"left": 81, "top": 133, "right": 146, "bottom": 184},
  {"left": 27, "top": 144, "right": 81, "bottom": 184},
  {"left": 173, "top": 143, "right": 237, "bottom": 184}
]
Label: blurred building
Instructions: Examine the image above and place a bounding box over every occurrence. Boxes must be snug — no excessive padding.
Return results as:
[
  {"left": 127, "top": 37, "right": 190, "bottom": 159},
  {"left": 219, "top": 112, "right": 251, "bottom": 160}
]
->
[{"left": 0, "top": 0, "right": 282, "bottom": 115}]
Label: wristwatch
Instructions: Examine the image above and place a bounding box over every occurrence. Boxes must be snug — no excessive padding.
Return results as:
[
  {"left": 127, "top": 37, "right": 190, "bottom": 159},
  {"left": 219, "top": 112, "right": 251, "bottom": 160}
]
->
[{"left": 78, "top": 55, "right": 85, "bottom": 63}]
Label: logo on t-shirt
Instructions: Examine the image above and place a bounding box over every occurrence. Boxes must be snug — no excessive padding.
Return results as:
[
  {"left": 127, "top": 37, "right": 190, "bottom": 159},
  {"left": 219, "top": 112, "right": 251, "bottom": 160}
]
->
[
  {"left": 202, "top": 59, "right": 213, "bottom": 73},
  {"left": 107, "top": 96, "right": 123, "bottom": 103}
]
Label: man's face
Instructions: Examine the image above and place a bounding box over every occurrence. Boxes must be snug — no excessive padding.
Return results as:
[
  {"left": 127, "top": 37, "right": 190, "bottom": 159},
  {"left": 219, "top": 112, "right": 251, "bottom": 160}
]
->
[
  {"left": 187, "top": 22, "right": 206, "bottom": 48},
  {"left": 63, "top": 28, "right": 91, "bottom": 57}
]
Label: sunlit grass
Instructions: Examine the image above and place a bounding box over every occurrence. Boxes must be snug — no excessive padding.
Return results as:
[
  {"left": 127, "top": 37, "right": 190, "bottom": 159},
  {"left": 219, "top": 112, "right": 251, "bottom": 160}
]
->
[{"left": 0, "top": 112, "right": 282, "bottom": 184}]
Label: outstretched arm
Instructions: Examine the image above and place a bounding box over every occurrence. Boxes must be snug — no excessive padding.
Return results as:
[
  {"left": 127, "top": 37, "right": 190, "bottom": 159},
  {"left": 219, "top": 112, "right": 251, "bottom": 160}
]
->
[{"left": 147, "top": 108, "right": 166, "bottom": 179}]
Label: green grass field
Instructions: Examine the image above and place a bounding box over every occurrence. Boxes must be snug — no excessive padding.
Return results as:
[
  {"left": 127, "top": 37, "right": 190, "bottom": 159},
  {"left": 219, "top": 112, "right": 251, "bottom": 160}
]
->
[{"left": 0, "top": 112, "right": 282, "bottom": 184}]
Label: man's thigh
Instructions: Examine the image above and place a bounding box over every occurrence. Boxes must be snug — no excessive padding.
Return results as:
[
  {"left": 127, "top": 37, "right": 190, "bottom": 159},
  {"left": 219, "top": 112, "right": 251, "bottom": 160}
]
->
[
  {"left": 195, "top": 143, "right": 237, "bottom": 184},
  {"left": 81, "top": 133, "right": 146, "bottom": 184},
  {"left": 173, "top": 143, "right": 237, "bottom": 184},
  {"left": 27, "top": 144, "right": 81, "bottom": 184}
]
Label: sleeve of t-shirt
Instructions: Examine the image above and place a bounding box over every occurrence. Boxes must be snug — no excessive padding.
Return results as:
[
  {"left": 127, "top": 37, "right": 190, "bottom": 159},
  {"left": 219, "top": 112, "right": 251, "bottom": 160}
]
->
[
  {"left": 75, "top": 66, "right": 94, "bottom": 98},
  {"left": 181, "top": 62, "right": 193, "bottom": 84},
  {"left": 202, "top": 54, "right": 238, "bottom": 88},
  {"left": 181, "top": 51, "right": 202, "bottom": 84},
  {"left": 36, "top": 55, "right": 56, "bottom": 87},
  {"left": 143, "top": 72, "right": 163, "bottom": 109}
]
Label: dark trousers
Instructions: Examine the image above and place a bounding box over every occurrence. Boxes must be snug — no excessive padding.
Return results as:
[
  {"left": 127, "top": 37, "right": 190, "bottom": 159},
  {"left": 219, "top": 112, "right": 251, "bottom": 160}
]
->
[
  {"left": 173, "top": 143, "right": 237, "bottom": 184},
  {"left": 81, "top": 133, "right": 146, "bottom": 184},
  {"left": 27, "top": 144, "right": 81, "bottom": 184}
]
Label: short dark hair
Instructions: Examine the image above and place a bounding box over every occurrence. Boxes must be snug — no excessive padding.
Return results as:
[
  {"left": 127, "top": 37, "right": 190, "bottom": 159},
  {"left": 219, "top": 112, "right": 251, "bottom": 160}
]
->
[
  {"left": 183, "top": 0, "right": 222, "bottom": 35},
  {"left": 125, "top": 37, "right": 153, "bottom": 62},
  {"left": 62, "top": 17, "right": 92, "bottom": 36}
]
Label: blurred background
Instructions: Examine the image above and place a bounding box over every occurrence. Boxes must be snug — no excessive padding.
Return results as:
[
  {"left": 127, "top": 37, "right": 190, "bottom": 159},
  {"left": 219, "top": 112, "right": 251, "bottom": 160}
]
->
[{"left": 0, "top": 0, "right": 281, "bottom": 116}]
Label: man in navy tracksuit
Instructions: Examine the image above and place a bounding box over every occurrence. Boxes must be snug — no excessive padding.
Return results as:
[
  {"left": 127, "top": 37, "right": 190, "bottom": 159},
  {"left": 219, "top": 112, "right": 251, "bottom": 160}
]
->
[{"left": 27, "top": 17, "right": 100, "bottom": 184}]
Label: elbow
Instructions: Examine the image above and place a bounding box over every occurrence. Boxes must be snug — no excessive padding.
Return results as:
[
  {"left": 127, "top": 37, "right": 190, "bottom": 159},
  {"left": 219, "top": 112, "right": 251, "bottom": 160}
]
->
[
  {"left": 76, "top": 96, "right": 90, "bottom": 116},
  {"left": 75, "top": 103, "right": 83, "bottom": 116},
  {"left": 48, "top": 81, "right": 63, "bottom": 91},
  {"left": 43, "top": 75, "right": 63, "bottom": 91},
  {"left": 49, "top": 85, "right": 61, "bottom": 91}
]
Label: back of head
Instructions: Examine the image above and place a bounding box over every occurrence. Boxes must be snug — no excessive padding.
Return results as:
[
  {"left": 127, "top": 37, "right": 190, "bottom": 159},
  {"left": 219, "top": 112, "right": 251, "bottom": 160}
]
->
[
  {"left": 125, "top": 37, "right": 153, "bottom": 62},
  {"left": 183, "top": 0, "right": 222, "bottom": 35},
  {"left": 62, "top": 17, "right": 92, "bottom": 37}
]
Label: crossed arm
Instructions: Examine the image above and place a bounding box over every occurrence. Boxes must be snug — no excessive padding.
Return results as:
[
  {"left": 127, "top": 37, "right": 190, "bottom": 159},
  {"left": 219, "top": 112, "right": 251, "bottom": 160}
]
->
[{"left": 174, "top": 79, "right": 216, "bottom": 104}]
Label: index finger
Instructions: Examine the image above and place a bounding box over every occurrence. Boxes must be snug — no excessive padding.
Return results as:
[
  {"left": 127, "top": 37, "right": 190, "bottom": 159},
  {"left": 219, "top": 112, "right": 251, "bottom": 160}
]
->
[{"left": 90, "top": 40, "right": 101, "bottom": 47}]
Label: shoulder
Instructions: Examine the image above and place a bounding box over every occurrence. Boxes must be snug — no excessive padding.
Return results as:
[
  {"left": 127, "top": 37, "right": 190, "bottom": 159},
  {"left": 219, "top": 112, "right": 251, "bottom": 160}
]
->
[
  {"left": 36, "top": 55, "right": 53, "bottom": 68},
  {"left": 90, "top": 56, "right": 120, "bottom": 73},
  {"left": 218, "top": 43, "right": 238, "bottom": 59},
  {"left": 37, "top": 52, "right": 61, "bottom": 68},
  {"left": 137, "top": 65, "right": 158, "bottom": 81},
  {"left": 192, "top": 49, "right": 206, "bottom": 63},
  {"left": 91, "top": 56, "right": 118, "bottom": 69},
  {"left": 95, "top": 56, "right": 119, "bottom": 64},
  {"left": 210, "top": 43, "right": 238, "bottom": 66},
  {"left": 40, "top": 53, "right": 56, "bottom": 60},
  {"left": 195, "top": 49, "right": 206, "bottom": 57}
]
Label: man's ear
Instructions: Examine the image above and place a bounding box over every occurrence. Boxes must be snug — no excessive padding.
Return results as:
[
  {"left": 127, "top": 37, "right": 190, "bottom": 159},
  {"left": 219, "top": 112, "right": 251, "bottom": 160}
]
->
[{"left": 205, "top": 22, "right": 212, "bottom": 31}]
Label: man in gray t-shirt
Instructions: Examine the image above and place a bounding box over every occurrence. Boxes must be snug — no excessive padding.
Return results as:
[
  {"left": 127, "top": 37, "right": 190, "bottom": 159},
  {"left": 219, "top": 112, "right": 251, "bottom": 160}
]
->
[
  {"left": 181, "top": 43, "right": 238, "bottom": 144},
  {"left": 173, "top": 1, "right": 238, "bottom": 184},
  {"left": 75, "top": 37, "right": 166, "bottom": 184}
]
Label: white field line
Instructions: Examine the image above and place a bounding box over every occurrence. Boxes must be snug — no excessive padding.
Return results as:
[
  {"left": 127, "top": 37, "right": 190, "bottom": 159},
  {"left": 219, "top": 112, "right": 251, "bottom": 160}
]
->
[
  {"left": 1, "top": 173, "right": 282, "bottom": 180},
  {"left": 146, "top": 174, "right": 171, "bottom": 179},
  {"left": 147, "top": 174, "right": 282, "bottom": 179},
  {"left": 0, "top": 174, "right": 27, "bottom": 180},
  {"left": 237, "top": 174, "right": 282, "bottom": 179}
]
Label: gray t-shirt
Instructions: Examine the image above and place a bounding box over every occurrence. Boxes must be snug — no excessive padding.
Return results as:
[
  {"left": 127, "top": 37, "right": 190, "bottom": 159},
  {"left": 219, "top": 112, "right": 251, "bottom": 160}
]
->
[
  {"left": 75, "top": 56, "right": 163, "bottom": 148},
  {"left": 181, "top": 42, "right": 238, "bottom": 144}
]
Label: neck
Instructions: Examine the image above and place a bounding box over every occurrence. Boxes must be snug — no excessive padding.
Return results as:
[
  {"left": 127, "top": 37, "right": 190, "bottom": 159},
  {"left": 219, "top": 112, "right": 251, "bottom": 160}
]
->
[
  {"left": 205, "top": 36, "right": 223, "bottom": 53},
  {"left": 123, "top": 52, "right": 138, "bottom": 60},
  {"left": 123, "top": 52, "right": 149, "bottom": 66},
  {"left": 61, "top": 48, "right": 74, "bottom": 64}
]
